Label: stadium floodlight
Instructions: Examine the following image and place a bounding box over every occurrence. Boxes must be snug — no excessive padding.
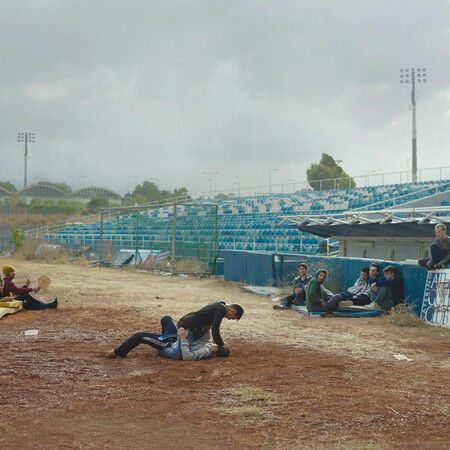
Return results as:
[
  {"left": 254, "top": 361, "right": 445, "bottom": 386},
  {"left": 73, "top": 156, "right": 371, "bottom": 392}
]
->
[
  {"left": 234, "top": 176, "right": 241, "bottom": 197},
  {"left": 399, "top": 67, "right": 427, "bottom": 183},
  {"left": 17, "top": 132, "right": 35, "bottom": 188},
  {"left": 202, "top": 172, "right": 219, "bottom": 199},
  {"left": 269, "top": 168, "right": 278, "bottom": 194}
]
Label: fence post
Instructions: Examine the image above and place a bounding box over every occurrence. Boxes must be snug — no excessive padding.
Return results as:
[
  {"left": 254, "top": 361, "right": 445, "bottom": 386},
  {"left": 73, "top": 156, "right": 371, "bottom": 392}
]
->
[
  {"left": 171, "top": 203, "right": 177, "bottom": 276},
  {"left": 99, "top": 209, "right": 104, "bottom": 269}
]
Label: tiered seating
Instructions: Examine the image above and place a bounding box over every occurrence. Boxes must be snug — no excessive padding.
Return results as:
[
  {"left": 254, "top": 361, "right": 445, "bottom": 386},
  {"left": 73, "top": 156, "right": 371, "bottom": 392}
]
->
[{"left": 44, "top": 180, "right": 450, "bottom": 255}]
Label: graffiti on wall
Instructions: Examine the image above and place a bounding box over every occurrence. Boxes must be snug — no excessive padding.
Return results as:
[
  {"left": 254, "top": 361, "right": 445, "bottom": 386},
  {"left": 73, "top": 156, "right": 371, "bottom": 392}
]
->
[{"left": 421, "top": 269, "right": 450, "bottom": 328}]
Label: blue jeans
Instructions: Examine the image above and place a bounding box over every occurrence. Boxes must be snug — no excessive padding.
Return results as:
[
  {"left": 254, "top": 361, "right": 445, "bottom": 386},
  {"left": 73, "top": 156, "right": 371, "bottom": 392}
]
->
[
  {"left": 419, "top": 243, "right": 446, "bottom": 268},
  {"left": 310, "top": 294, "right": 343, "bottom": 313},
  {"left": 370, "top": 287, "right": 393, "bottom": 311},
  {"left": 281, "top": 292, "right": 306, "bottom": 307},
  {"left": 337, "top": 291, "right": 370, "bottom": 306}
]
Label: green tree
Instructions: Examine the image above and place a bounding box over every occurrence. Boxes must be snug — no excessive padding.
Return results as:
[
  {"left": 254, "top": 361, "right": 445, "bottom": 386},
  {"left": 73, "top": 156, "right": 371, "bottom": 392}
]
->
[
  {"left": 29, "top": 198, "right": 86, "bottom": 215},
  {"left": 37, "top": 181, "right": 72, "bottom": 193},
  {"left": 131, "top": 181, "right": 192, "bottom": 203},
  {"left": 173, "top": 187, "right": 192, "bottom": 201},
  {"left": 307, "top": 153, "right": 356, "bottom": 190},
  {"left": 86, "top": 197, "right": 109, "bottom": 214},
  {"left": 3, "top": 193, "right": 26, "bottom": 207},
  {"left": 11, "top": 226, "right": 26, "bottom": 251},
  {"left": 214, "top": 192, "right": 235, "bottom": 199},
  {"left": 0, "top": 181, "right": 16, "bottom": 193}
]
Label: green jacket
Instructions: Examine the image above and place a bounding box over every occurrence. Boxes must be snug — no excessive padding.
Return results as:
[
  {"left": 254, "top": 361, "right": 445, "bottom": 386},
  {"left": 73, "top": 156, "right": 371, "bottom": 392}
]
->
[{"left": 306, "top": 270, "right": 325, "bottom": 312}]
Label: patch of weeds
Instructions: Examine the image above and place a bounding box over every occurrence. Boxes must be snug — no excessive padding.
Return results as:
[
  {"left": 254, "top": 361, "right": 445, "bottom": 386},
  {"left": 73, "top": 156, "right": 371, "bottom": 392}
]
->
[
  {"left": 229, "top": 384, "right": 271, "bottom": 401},
  {"left": 174, "top": 258, "right": 207, "bottom": 273},
  {"left": 212, "top": 384, "right": 278, "bottom": 427},
  {"left": 378, "top": 303, "right": 427, "bottom": 328},
  {"left": 213, "top": 405, "right": 264, "bottom": 416}
]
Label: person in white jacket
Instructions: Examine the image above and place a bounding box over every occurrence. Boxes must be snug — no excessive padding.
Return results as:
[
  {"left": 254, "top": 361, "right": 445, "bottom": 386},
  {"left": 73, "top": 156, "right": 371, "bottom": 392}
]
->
[{"left": 327, "top": 267, "right": 371, "bottom": 308}]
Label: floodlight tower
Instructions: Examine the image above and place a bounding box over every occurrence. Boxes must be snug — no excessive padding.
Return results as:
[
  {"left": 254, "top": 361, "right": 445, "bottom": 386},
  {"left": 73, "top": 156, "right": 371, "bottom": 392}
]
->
[
  {"left": 17, "top": 132, "right": 35, "bottom": 188},
  {"left": 399, "top": 68, "right": 427, "bottom": 183}
]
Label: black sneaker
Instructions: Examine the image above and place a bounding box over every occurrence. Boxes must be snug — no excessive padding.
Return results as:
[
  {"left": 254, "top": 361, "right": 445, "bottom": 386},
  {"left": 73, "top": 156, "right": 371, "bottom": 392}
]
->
[
  {"left": 49, "top": 297, "right": 58, "bottom": 309},
  {"left": 273, "top": 305, "right": 287, "bottom": 310}
]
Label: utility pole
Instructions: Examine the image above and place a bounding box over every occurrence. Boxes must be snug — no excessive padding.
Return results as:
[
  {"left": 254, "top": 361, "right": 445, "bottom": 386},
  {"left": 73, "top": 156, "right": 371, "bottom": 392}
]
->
[
  {"left": 17, "top": 132, "right": 35, "bottom": 188},
  {"left": 400, "top": 68, "right": 427, "bottom": 183}
]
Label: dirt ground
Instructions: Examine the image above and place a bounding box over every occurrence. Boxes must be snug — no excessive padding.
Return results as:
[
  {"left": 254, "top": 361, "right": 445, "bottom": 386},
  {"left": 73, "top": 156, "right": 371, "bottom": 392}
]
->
[{"left": 0, "top": 257, "right": 449, "bottom": 449}]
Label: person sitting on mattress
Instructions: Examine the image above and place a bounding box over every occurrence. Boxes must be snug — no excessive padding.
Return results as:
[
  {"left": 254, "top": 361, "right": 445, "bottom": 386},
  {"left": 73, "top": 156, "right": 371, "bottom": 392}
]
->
[
  {"left": 0, "top": 279, "right": 14, "bottom": 302},
  {"left": 2, "top": 265, "right": 57, "bottom": 310},
  {"left": 325, "top": 266, "right": 371, "bottom": 308},
  {"left": 366, "top": 265, "right": 403, "bottom": 311},
  {"left": 306, "top": 269, "right": 344, "bottom": 313},
  {"left": 273, "top": 262, "right": 312, "bottom": 310},
  {"left": 105, "top": 302, "right": 244, "bottom": 360}
]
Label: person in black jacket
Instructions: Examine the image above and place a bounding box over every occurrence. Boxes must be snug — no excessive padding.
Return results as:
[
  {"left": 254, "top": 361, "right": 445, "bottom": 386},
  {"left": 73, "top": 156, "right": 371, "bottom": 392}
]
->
[
  {"left": 366, "top": 266, "right": 403, "bottom": 311},
  {"left": 105, "top": 302, "right": 244, "bottom": 359},
  {"left": 177, "top": 301, "right": 244, "bottom": 355}
]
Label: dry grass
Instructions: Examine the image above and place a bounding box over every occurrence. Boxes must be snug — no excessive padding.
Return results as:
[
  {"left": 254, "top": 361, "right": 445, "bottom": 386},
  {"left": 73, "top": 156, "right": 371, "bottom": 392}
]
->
[
  {"left": 378, "top": 303, "right": 428, "bottom": 328},
  {"left": 17, "top": 239, "right": 74, "bottom": 262},
  {"left": 0, "top": 213, "right": 72, "bottom": 227},
  {"left": 212, "top": 384, "right": 278, "bottom": 426},
  {"left": 174, "top": 258, "right": 208, "bottom": 273}
]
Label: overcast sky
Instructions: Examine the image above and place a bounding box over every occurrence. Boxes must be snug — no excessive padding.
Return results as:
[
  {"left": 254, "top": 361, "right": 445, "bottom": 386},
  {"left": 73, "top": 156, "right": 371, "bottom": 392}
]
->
[{"left": 1, "top": 0, "right": 449, "bottom": 197}]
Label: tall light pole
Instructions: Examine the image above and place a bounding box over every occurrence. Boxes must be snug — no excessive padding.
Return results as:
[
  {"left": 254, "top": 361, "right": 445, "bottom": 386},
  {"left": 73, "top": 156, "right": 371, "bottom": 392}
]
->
[
  {"left": 400, "top": 67, "right": 427, "bottom": 183},
  {"left": 234, "top": 176, "right": 240, "bottom": 197},
  {"left": 79, "top": 175, "right": 89, "bottom": 189},
  {"left": 269, "top": 168, "right": 278, "bottom": 194},
  {"left": 17, "top": 132, "right": 35, "bottom": 188},
  {"left": 127, "top": 175, "right": 138, "bottom": 195},
  {"left": 202, "top": 172, "right": 219, "bottom": 198}
]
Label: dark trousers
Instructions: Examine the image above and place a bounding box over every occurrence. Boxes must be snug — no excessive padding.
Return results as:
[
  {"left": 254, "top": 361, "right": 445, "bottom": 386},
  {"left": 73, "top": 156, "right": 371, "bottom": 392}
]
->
[
  {"left": 15, "top": 292, "right": 50, "bottom": 310},
  {"left": 311, "top": 294, "right": 343, "bottom": 313},
  {"left": 114, "top": 316, "right": 179, "bottom": 358},
  {"left": 337, "top": 291, "right": 371, "bottom": 306},
  {"left": 419, "top": 243, "right": 446, "bottom": 268},
  {"left": 281, "top": 292, "right": 306, "bottom": 307}
]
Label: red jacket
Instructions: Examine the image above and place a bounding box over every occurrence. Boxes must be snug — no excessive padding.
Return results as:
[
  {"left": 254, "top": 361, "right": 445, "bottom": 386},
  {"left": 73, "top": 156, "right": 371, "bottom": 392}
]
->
[{"left": 2, "top": 277, "right": 33, "bottom": 296}]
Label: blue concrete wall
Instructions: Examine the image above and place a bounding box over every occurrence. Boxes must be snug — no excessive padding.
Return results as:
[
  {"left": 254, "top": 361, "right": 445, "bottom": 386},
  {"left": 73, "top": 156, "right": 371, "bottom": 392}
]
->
[{"left": 224, "top": 250, "right": 420, "bottom": 309}]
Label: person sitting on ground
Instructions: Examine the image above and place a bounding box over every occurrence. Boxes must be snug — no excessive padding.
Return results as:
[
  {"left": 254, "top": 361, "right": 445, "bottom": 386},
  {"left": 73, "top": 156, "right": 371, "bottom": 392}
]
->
[
  {"left": 306, "top": 269, "right": 344, "bottom": 313},
  {"left": 327, "top": 267, "right": 371, "bottom": 308},
  {"left": 106, "top": 302, "right": 244, "bottom": 360},
  {"left": 0, "top": 279, "right": 14, "bottom": 303},
  {"left": 366, "top": 265, "right": 404, "bottom": 311},
  {"left": 2, "top": 266, "right": 57, "bottom": 310},
  {"left": 418, "top": 223, "right": 450, "bottom": 270},
  {"left": 273, "top": 262, "right": 312, "bottom": 310}
]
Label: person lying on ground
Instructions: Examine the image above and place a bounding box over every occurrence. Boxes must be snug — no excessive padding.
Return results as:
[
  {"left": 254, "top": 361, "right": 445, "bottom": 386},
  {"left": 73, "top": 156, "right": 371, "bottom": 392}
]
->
[
  {"left": 366, "top": 265, "right": 404, "bottom": 311},
  {"left": 105, "top": 315, "right": 232, "bottom": 360},
  {"left": 2, "top": 266, "right": 57, "bottom": 310},
  {"left": 306, "top": 269, "right": 344, "bottom": 313},
  {"left": 418, "top": 223, "right": 450, "bottom": 270},
  {"left": 273, "top": 262, "right": 312, "bottom": 310}
]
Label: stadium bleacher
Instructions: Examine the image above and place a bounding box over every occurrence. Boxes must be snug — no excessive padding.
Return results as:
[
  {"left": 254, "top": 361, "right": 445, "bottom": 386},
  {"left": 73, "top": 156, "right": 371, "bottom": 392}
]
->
[{"left": 43, "top": 180, "right": 450, "bottom": 255}]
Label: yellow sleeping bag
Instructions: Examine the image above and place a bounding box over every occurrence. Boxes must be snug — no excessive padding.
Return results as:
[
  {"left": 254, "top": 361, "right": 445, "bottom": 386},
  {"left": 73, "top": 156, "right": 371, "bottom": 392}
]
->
[{"left": 0, "top": 300, "right": 24, "bottom": 308}]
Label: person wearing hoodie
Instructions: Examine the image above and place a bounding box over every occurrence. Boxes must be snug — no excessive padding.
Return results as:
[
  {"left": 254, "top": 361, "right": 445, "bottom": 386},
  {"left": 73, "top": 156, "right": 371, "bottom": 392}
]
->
[{"left": 306, "top": 269, "right": 343, "bottom": 313}]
